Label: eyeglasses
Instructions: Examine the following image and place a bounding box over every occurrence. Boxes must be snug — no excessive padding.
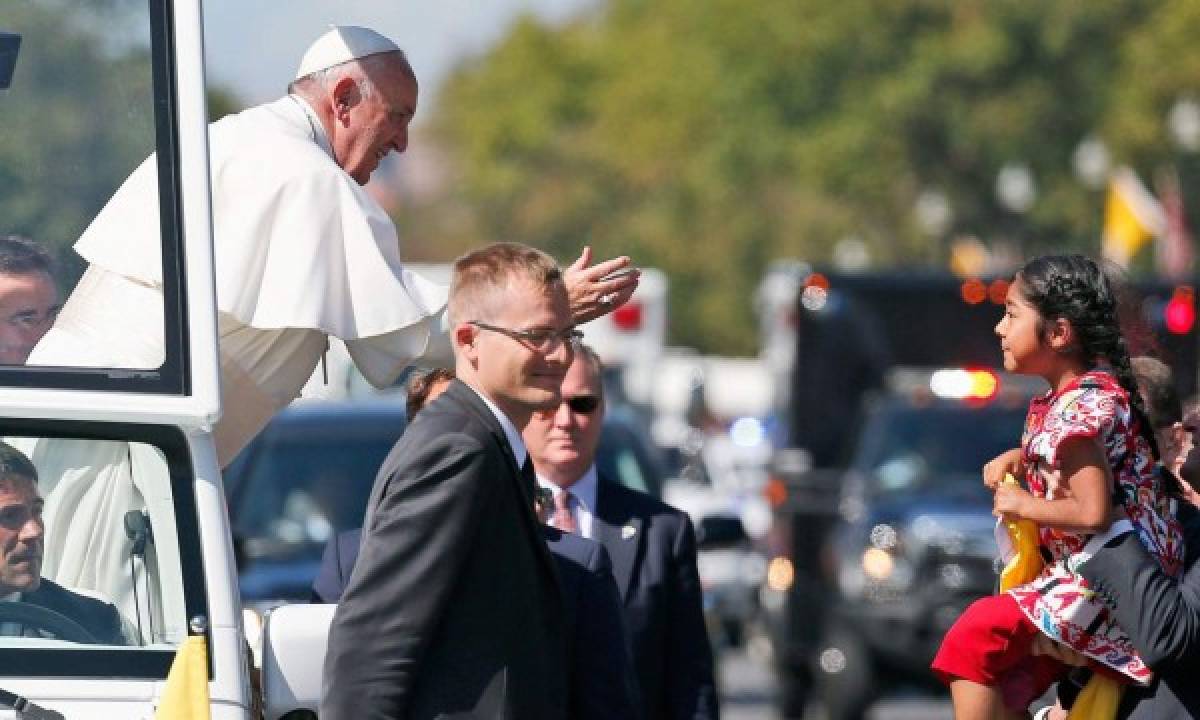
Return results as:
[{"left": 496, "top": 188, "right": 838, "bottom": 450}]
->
[
  {"left": 565, "top": 395, "right": 601, "bottom": 415},
  {"left": 469, "top": 321, "right": 583, "bottom": 353}
]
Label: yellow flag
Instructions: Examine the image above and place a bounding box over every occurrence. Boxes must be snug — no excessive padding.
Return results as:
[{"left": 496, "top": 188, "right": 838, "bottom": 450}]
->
[
  {"left": 1103, "top": 167, "right": 1165, "bottom": 267},
  {"left": 998, "top": 474, "right": 1043, "bottom": 591},
  {"left": 155, "top": 635, "right": 210, "bottom": 720}
]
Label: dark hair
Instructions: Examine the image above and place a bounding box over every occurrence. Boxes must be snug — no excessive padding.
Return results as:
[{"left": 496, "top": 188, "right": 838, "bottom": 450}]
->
[
  {"left": 0, "top": 235, "right": 53, "bottom": 277},
  {"left": 1131, "top": 356, "right": 1181, "bottom": 429},
  {"left": 0, "top": 441, "right": 38, "bottom": 486},
  {"left": 406, "top": 367, "right": 456, "bottom": 418},
  {"left": 1017, "top": 255, "right": 1182, "bottom": 496}
]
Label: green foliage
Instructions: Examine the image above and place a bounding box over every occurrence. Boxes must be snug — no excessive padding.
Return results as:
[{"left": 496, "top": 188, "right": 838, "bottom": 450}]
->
[
  {"left": 421, "top": 0, "right": 1200, "bottom": 352},
  {"left": 1, "top": 1, "right": 158, "bottom": 285}
]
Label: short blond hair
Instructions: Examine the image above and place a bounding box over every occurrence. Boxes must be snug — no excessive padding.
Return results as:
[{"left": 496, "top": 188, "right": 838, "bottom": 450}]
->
[{"left": 448, "top": 242, "right": 564, "bottom": 325}]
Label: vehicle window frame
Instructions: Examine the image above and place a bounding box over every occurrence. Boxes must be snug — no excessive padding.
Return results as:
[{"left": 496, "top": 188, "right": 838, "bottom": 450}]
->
[
  {"left": 0, "top": 0, "right": 190, "bottom": 395},
  {"left": 0, "top": 417, "right": 209, "bottom": 679}
]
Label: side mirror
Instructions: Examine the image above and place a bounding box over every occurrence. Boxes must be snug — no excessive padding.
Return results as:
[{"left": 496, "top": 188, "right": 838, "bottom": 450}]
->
[
  {"left": 696, "top": 513, "right": 747, "bottom": 549},
  {"left": 0, "top": 32, "right": 20, "bottom": 90},
  {"left": 261, "top": 603, "right": 336, "bottom": 720}
]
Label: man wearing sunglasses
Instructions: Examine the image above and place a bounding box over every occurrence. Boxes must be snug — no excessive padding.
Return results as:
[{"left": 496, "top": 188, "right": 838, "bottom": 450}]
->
[{"left": 525, "top": 345, "right": 718, "bottom": 720}]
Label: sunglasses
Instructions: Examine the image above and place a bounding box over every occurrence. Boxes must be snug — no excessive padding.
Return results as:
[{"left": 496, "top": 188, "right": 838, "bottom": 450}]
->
[{"left": 565, "top": 395, "right": 600, "bottom": 414}]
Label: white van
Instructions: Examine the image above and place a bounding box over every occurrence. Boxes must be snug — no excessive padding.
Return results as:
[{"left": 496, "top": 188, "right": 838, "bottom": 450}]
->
[{"left": 0, "top": 2, "right": 321, "bottom": 717}]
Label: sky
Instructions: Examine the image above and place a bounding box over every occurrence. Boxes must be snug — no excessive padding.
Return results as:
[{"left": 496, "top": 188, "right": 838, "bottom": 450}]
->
[{"left": 202, "top": 0, "right": 595, "bottom": 110}]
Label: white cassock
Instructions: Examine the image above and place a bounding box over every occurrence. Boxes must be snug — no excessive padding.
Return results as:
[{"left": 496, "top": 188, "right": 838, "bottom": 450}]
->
[{"left": 18, "top": 95, "right": 447, "bottom": 633}]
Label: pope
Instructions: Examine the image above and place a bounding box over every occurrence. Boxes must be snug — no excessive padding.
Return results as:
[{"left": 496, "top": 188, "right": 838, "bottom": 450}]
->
[{"left": 21, "top": 26, "right": 638, "bottom": 622}]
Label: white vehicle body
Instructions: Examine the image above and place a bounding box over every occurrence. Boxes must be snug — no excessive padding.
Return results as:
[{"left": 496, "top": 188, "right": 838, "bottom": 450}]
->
[{"left": 0, "top": 2, "right": 269, "bottom": 717}]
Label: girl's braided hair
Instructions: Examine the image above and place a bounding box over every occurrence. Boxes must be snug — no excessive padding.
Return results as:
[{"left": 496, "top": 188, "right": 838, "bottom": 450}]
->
[{"left": 1017, "top": 254, "right": 1183, "bottom": 497}]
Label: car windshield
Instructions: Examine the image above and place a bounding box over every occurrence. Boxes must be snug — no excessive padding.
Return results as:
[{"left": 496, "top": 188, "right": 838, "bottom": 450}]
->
[
  {"left": 225, "top": 407, "right": 408, "bottom": 566},
  {"left": 2, "top": 0, "right": 195, "bottom": 392},
  {"left": 226, "top": 404, "right": 665, "bottom": 572},
  {"left": 853, "top": 402, "right": 1027, "bottom": 494},
  {"left": 0, "top": 423, "right": 206, "bottom": 678},
  {"left": 596, "top": 411, "right": 667, "bottom": 498}
]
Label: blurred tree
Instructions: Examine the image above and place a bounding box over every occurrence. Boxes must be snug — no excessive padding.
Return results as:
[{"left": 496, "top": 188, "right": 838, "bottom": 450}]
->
[
  {"left": 207, "top": 86, "right": 243, "bottom": 122},
  {"left": 0, "top": 1, "right": 157, "bottom": 285},
  {"left": 413, "top": 0, "right": 1198, "bottom": 353}
]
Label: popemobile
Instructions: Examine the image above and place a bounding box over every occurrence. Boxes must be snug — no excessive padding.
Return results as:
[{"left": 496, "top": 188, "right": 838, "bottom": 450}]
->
[{"left": 0, "top": 2, "right": 328, "bottom": 718}]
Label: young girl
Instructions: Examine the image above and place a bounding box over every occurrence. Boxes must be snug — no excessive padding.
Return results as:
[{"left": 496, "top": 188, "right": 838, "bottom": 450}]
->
[{"left": 931, "top": 255, "right": 1185, "bottom": 720}]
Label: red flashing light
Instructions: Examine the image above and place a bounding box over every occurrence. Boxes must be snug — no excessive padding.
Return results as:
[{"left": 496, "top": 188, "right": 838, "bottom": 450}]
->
[
  {"left": 988, "top": 279, "right": 1010, "bottom": 305},
  {"left": 1165, "top": 288, "right": 1195, "bottom": 335},
  {"left": 929, "top": 367, "right": 1000, "bottom": 403},
  {"left": 805, "top": 273, "right": 830, "bottom": 291},
  {"left": 961, "top": 278, "right": 987, "bottom": 305},
  {"left": 612, "top": 300, "right": 643, "bottom": 331}
]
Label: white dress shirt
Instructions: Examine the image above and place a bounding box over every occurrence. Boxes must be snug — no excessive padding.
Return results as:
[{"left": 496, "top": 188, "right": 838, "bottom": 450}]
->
[
  {"left": 537, "top": 465, "right": 598, "bottom": 539},
  {"left": 464, "top": 383, "right": 528, "bottom": 470}
]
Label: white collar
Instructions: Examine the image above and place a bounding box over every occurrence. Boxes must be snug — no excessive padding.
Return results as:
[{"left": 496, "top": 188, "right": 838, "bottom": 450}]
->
[
  {"left": 286, "top": 94, "right": 334, "bottom": 160},
  {"left": 537, "top": 464, "right": 598, "bottom": 513},
  {"left": 0, "top": 592, "right": 18, "bottom": 602},
  {"left": 463, "top": 382, "right": 527, "bottom": 469}
]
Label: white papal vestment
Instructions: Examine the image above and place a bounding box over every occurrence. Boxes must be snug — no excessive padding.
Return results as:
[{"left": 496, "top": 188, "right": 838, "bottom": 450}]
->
[{"left": 19, "top": 95, "right": 447, "bottom": 633}]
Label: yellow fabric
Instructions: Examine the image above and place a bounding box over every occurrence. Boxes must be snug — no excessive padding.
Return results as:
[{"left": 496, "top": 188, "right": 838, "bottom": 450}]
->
[
  {"left": 999, "top": 474, "right": 1043, "bottom": 591},
  {"left": 996, "top": 475, "right": 1122, "bottom": 719},
  {"left": 155, "top": 635, "right": 210, "bottom": 720},
  {"left": 1067, "top": 674, "right": 1122, "bottom": 720}
]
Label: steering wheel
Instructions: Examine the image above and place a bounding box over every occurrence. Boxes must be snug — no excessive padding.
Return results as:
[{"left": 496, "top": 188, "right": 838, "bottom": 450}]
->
[{"left": 0, "top": 602, "right": 100, "bottom": 644}]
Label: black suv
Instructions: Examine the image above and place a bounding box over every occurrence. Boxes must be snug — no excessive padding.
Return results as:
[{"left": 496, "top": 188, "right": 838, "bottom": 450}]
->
[{"left": 768, "top": 370, "right": 1039, "bottom": 719}]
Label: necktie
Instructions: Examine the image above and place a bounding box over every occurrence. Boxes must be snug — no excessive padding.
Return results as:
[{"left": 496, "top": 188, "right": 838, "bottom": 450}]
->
[{"left": 552, "top": 490, "right": 578, "bottom": 534}]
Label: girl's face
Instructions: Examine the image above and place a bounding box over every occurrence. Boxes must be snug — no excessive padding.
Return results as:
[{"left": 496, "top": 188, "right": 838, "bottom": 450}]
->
[{"left": 995, "top": 278, "right": 1049, "bottom": 376}]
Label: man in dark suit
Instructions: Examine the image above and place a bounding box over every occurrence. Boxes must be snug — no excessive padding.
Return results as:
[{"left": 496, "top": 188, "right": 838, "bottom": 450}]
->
[
  {"left": 314, "top": 365, "right": 639, "bottom": 719},
  {"left": 526, "top": 345, "right": 719, "bottom": 720},
  {"left": 322, "top": 243, "right": 579, "bottom": 720},
  {"left": 1050, "top": 502, "right": 1200, "bottom": 720},
  {"left": 313, "top": 525, "right": 640, "bottom": 719},
  {"left": 0, "top": 442, "right": 124, "bottom": 645}
]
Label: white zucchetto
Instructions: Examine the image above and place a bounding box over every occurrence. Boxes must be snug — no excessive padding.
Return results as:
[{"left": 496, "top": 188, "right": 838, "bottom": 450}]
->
[{"left": 294, "top": 25, "right": 402, "bottom": 80}]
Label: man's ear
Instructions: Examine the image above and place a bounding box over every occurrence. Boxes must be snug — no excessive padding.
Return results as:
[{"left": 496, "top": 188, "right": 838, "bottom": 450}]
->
[
  {"left": 330, "top": 76, "right": 361, "bottom": 125},
  {"left": 1168, "top": 421, "right": 1188, "bottom": 453},
  {"left": 452, "top": 322, "right": 478, "bottom": 360}
]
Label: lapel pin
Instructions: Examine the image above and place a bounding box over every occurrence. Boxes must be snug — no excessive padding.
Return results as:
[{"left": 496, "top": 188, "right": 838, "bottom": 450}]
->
[{"left": 621, "top": 524, "right": 637, "bottom": 540}]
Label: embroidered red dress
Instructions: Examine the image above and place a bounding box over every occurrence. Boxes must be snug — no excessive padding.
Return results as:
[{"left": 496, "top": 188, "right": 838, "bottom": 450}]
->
[{"left": 1008, "top": 370, "right": 1183, "bottom": 683}]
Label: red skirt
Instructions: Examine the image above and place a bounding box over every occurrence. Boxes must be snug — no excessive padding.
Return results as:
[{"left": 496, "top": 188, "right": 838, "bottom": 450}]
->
[{"left": 932, "top": 593, "right": 1066, "bottom": 712}]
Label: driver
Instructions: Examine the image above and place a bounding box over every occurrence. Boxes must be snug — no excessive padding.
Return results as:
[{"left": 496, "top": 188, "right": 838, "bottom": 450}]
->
[{"left": 0, "top": 442, "right": 125, "bottom": 644}]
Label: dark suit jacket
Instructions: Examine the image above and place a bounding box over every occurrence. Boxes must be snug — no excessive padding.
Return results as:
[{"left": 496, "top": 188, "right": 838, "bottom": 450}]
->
[
  {"left": 321, "top": 380, "right": 568, "bottom": 720},
  {"left": 22, "top": 578, "right": 125, "bottom": 645},
  {"left": 592, "top": 478, "right": 718, "bottom": 720},
  {"left": 1076, "top": 503, "right": 1200, "bottom": 720},
  {"left": 314, "top": 526, "right": 641, "bottom": 720}
]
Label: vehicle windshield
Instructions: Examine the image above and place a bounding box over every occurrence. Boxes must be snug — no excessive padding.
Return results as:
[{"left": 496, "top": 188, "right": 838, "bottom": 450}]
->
[
  {"left": 225, "top": 409, "right": 409, "bottom": 566},
  {"left": 853, "top": 402, "right": 1027, "bottom": 494},
  {"left": 1, "top": 0, "right": 189, "bottom": 392},
  {"left": 0, "top": 425, "right": 204, "bottom": 678}
]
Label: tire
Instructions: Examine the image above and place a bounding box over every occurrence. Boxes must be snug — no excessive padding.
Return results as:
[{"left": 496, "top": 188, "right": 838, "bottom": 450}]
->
[{"left": 813, "top": 627, "right": 875, "bottom": 720}]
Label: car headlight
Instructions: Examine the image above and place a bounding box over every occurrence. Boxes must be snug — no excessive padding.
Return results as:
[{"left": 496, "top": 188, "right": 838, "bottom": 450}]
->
[
  {"left": 766, "top": 555, "right": 794, "bottom": 592},
  {"left": 838, "top": 523, "right": 914, "bottom": 599}
]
